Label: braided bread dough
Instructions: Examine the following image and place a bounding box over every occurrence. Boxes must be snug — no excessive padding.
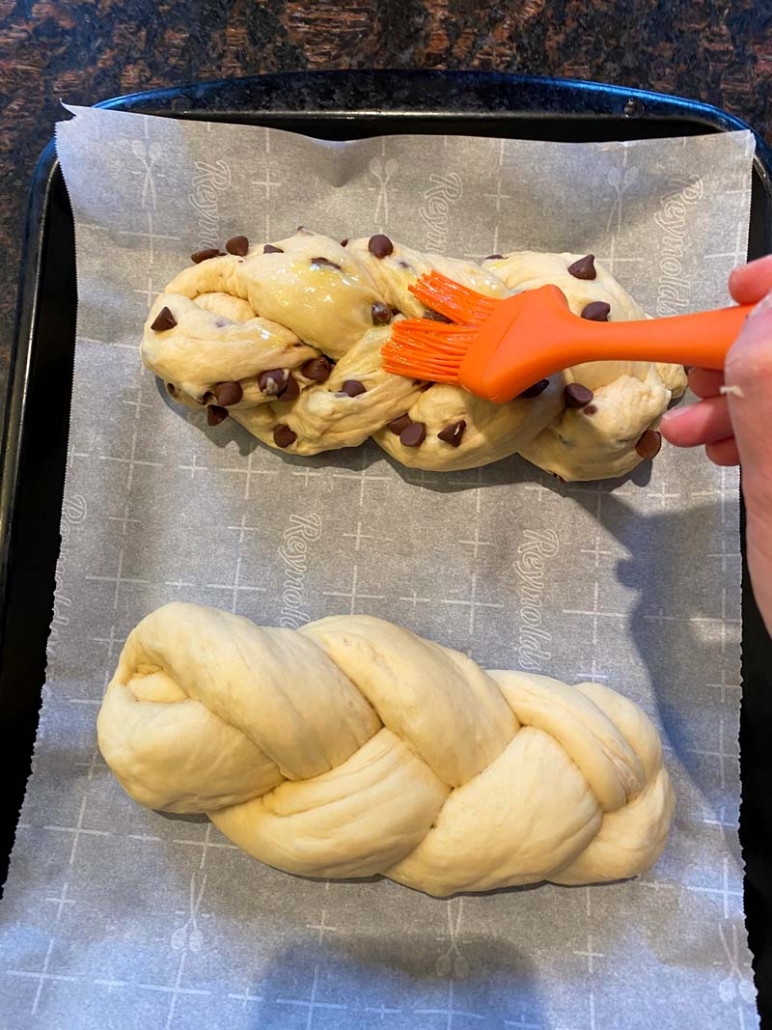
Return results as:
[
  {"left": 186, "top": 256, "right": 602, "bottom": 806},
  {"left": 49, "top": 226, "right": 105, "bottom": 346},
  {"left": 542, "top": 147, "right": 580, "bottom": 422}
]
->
[
  {"left": 141, "top": 230, "right": 687, "bottom": 481},
  {"left": 97, "top": 603, "right": 674, "bottom": 896}
]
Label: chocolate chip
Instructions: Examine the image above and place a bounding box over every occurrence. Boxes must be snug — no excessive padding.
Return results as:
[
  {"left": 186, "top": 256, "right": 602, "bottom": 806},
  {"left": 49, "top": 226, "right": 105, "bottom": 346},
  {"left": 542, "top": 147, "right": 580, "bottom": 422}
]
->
[
  {"left": 567, "top": 254, "right": 597, "bottom": 280},
  {"left": 371, "top": 301, "right": 392, "bottom": 325},
  {"left": 165, "top": 381, "right": 178, "bottom": 397},
  {"left": 400, "top": 422, "right": 426, "bottom": 447},
  {"left": 368, "top": 234, "right": 394, "bottom": 258},
  {"left": 150, "top": 306, "right": 176, "bottom": 331},
  {"left": 340, "top": 238, "right": 349, "bottom": 247},
  {"left": 225, "top": 235, "right": 249, "bottom": 256},
  {"left": 207, "top": 405, "right": 228, "bottom": 426},
  {"left": 398, "top": 260, "right": 411, "bottom": 269},
  {"left": 214, "top": 381, "right": 243, "bottom": 406},
  {"left": 564, "top": 383, "right": 594, "bottom": 409},
  {"left": 340, "top": 380, "right": 366, "bottom": 397},
  {"left": 279, "top": 373, "right": 300, "bottom": 402},
  {"left": 191, "top": 248, "right": 223, "bottom": 263},
  {"left": 387, "top": 414, "right": 412, "bottom": 435},
  {"left": 423, "top": 308, "right": 453, "bottom": 324},
  {"left": 311, "top": 256, "right": 341, "bottom": 270},
  {"left": 273, "top": 424, "right": 297, "bottom": 448},
  {"left": 581, "top": 301, "right": 610, "bottom": 322},
  {"left": 258, "top": 368, "right": 290, "bottom": 396},
  {"left": 438, "top": 420, "right": 467, "bottom": 446},
  {"left": 301, "top": 356, "right": 332, "bottom": 382},
  {"left": 263, "top": 244, "right": 284, "bottom": 254},
  {"left": 584, "top": 405, "right": 598, "bottom": 415},
  {"left": 518, "top": 379, "right": 550, "bottom": 398},
  {"left": 635, "top": 429, "right": 662, "bottom": 460},
  {"left": 484, "top": 254, "right": 504, "bottom": 261}
]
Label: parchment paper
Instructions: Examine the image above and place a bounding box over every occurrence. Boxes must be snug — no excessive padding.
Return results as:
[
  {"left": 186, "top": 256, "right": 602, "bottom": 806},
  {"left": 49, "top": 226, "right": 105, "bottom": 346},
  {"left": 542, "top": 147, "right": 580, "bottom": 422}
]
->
[{"left": 0, "top": 107, "right": 758, "bottom": 1029}]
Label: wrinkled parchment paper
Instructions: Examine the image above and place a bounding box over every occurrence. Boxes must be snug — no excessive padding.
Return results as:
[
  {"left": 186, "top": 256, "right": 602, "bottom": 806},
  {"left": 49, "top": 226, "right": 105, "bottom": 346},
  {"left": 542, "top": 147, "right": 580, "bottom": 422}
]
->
[{"left": 0, "top": 108, "right": 757, "bottom": 1029}]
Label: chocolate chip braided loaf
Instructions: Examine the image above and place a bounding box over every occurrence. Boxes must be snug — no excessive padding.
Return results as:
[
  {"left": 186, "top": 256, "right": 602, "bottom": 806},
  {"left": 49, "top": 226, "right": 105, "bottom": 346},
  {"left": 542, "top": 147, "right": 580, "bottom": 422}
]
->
[
  {"left": 142, "top": 229, "right": 687, "bottom": 481},
  {"left": 98, "top": 603, "right": 673, "bottom": 897}
]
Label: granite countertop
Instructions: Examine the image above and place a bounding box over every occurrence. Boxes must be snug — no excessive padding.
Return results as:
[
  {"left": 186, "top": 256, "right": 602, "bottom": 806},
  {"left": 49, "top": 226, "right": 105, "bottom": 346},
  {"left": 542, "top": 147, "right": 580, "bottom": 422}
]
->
[{"left": 0, "top": 0, "right": 770, "bottom": 405}]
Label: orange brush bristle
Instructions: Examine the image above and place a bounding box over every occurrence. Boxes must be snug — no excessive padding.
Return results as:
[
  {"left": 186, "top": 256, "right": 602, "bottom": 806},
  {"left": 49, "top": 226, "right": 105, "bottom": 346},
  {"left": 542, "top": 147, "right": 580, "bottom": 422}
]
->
[
  {"left": 385, "top": 323, "right": 477, "bottom": 382},
  {"left": 383, "top": 272, "right": 497, "bottom": 383},
  {"left": 410, "top": 271, "right": 499, "bottom": 325}
]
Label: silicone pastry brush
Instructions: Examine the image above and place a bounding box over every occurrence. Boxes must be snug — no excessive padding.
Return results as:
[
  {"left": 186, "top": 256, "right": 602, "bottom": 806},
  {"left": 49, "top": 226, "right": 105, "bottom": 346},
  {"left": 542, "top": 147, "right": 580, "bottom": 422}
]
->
[{"left": 382, "top": 272, "right": 752, "bottom": 403}]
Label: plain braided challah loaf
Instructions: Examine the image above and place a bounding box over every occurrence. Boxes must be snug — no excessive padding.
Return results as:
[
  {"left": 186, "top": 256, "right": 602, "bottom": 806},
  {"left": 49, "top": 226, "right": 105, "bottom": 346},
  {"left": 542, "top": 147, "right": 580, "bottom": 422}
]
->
[
  {"left": 97, "top": 603, "right": 674, "bottom": 896},
  {"left": 141, "top": 229, "right": 687, "bottom": 482}
]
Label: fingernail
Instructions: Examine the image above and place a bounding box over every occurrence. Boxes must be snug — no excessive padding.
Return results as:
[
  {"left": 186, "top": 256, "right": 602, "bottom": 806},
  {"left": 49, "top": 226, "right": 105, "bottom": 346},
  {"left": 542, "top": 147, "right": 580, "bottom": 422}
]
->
[
  {"left": 661, "top": 405, "right": 691, "bottom": 424},
  {"left": 746, "top": 289, "right": 772, "bottom": 319}
]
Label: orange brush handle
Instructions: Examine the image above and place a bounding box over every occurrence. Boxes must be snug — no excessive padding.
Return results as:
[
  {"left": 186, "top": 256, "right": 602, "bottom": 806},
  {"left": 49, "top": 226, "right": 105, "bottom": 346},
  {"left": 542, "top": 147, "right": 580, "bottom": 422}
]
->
[{"left": 462, "top": 286, "right": 754, "bottom": 403}]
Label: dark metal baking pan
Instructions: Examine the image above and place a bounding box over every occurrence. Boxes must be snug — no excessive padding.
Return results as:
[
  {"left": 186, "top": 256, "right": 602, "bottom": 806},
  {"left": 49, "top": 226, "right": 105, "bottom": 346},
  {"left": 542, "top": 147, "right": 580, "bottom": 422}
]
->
[{"left": 1, "top": 70, "right": 771, "bottom": 1020}]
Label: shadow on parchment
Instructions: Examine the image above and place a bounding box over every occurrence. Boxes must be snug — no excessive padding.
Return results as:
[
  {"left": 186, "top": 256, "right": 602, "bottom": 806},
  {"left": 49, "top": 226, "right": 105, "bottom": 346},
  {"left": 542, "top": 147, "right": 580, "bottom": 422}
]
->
[
  {"left": 569, "top": 486, "right": 739, "bottom": 820},
  {"left": 227, "top": 936, "right": 547, "bottom": 1030}
]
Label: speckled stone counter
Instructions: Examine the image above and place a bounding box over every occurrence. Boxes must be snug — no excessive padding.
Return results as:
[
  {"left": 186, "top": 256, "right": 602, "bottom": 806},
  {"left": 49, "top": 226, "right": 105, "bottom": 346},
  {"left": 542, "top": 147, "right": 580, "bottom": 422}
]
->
[{"left": 0, "top": 0, "right": 769, "bottom": 396}]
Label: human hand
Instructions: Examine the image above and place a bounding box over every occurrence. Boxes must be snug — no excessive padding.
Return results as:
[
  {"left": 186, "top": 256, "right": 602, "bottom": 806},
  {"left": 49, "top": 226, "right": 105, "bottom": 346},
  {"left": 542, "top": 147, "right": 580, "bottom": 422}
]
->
[{"left": 660, "top": 255, "right": 772, "bottom": 634}]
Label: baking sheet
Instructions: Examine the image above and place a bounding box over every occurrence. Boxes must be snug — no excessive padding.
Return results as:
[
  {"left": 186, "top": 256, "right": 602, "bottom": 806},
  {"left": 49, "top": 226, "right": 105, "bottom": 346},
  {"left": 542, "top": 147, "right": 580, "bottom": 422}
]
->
[{"left": 0, "top": 107, "right": 758, "bottom": 1028}]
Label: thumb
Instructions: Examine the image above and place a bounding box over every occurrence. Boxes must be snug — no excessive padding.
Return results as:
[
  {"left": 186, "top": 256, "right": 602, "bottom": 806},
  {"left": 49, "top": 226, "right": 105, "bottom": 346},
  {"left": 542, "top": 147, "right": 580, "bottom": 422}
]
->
[
  {"left": 725, "top": 295, "right": 772, "bottom": 634},
  {"left": 725, "top": 295, "right": 772, "bottom": 479}
]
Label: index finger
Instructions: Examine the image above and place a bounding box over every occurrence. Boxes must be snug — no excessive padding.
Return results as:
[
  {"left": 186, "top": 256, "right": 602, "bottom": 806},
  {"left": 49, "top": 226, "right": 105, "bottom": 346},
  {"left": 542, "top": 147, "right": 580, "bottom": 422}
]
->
[{"left": 688, "top": 367, "right": 724, "bottom": 399}]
